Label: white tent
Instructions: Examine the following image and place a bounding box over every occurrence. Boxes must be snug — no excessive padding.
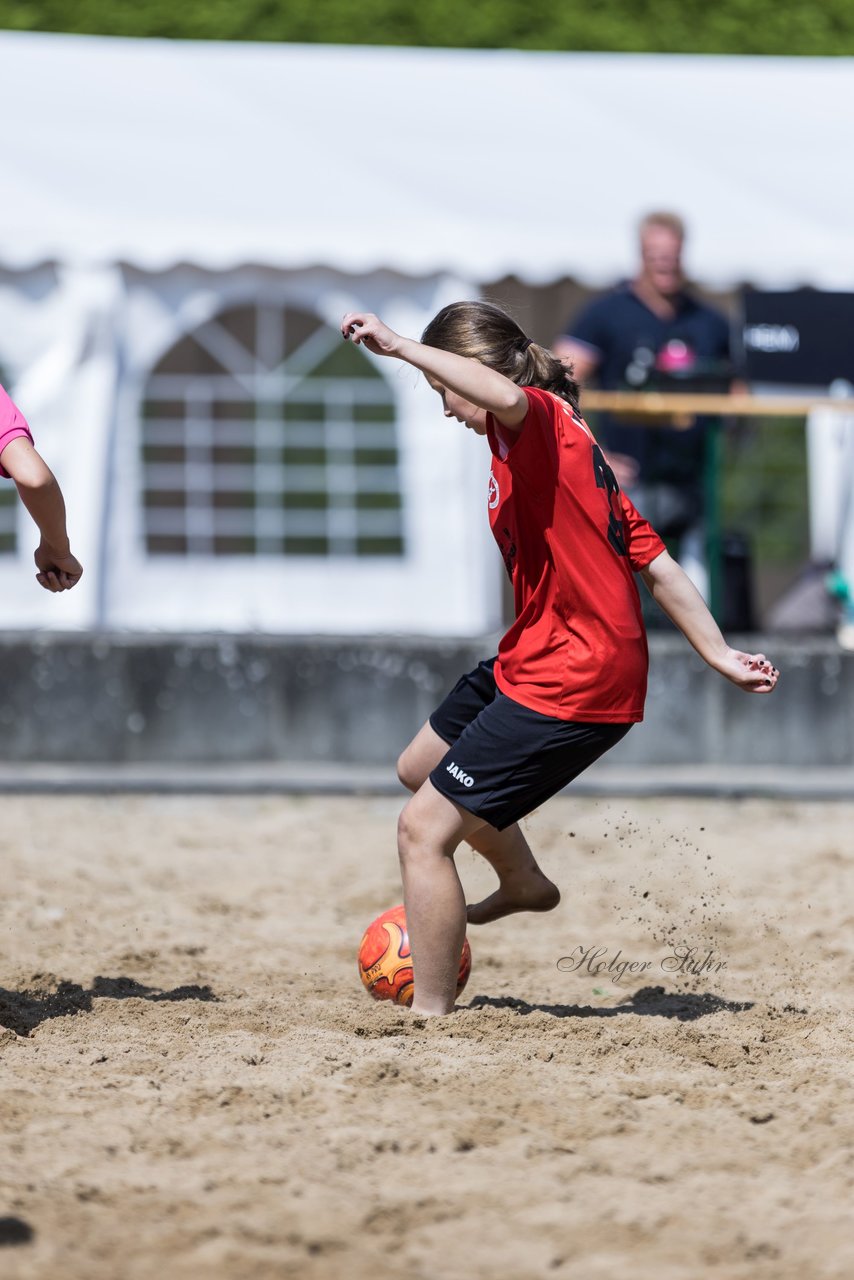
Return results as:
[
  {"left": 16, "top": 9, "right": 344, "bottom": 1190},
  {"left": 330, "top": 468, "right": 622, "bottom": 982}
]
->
[
  {"left": 6, "top": 34, "right": 854, "bottom": 285},
  {"left": 2, "top": 32, "right": 853, "bottom": 632}
]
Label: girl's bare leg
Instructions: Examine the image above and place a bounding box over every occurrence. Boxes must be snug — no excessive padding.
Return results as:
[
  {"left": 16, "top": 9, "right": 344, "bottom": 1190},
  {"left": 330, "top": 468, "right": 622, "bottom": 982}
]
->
[
  {"left": 398, "top": 723, "right": 560, "bottom": 926},
  {"left": 397, "top": 781, "right": 478, "bottom": 1015},
  {"left": 464, "top": 823, "right": 560, "bottom": 925}
]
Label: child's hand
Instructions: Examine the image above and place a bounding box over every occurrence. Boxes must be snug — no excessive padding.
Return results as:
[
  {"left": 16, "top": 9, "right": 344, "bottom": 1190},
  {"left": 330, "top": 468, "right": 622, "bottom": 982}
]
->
[
  {"left": 34, "top": 542, "right": 83, "bottom": 592},
  {"left": 716, "top": 648, "right": 779, "bottom": 693},
  {"left": 341, "top": 312, "right": 403, "bottom": 357}
]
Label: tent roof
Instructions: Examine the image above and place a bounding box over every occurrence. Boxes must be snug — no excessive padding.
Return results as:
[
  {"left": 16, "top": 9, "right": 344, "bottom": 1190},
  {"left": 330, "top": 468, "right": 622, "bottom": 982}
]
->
[{"left": 2, "top": 31, "right": 853, "bottom": 287}]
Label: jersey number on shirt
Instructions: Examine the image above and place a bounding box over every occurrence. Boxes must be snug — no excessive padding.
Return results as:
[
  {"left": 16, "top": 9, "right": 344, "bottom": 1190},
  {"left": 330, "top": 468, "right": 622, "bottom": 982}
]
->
[{"left": 591, "top": 443, "right": 628, "bottom": 557}]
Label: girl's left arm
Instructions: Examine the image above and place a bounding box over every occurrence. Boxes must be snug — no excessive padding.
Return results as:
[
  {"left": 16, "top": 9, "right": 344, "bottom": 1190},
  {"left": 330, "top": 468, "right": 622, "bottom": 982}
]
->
[
  {"left": 0, "top": 437, "right": 83, "bottom": 592},
  {"left": 641, "top": 549, "right": 779, "bottom": 693},
  {"left": 341, "top": 312, "right": 528, "bottom": 428}
]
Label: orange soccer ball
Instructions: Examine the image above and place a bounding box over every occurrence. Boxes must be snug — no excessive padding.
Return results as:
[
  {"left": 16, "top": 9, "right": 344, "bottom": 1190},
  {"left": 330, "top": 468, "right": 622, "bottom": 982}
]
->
[{"left": 357, "top": 904, "right": 472, "bottom": 1006}]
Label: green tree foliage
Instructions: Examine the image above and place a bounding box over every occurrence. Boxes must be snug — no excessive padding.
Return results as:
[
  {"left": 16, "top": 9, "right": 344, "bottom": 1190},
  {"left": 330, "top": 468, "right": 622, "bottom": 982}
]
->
[
  {"left": 3, "top": 0, "right": 854, "bottom": 54},
  {"left": 722, "top": 419, "right": 809, "bottom": 564}
]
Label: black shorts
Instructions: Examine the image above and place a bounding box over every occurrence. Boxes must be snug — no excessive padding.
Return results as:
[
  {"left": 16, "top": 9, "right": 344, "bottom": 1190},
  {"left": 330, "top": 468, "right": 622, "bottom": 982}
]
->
[{"left": 428, "top": 657, "right": 631, "bottom": 831}]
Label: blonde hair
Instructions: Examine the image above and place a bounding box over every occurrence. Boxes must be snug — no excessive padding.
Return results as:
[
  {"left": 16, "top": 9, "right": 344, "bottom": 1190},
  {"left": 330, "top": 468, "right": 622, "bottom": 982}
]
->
[
  {"left": 639, "top": 210, "right": 686, "bottom": 241},
  {"left": 421, "top": 301, "right": 580, "bottom": 413}
]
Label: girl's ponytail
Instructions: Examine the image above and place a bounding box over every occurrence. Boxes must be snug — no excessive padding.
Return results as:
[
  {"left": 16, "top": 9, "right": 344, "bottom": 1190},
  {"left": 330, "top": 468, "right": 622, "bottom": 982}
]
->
[{"left": 519, "top": 341, "right": 580, "bottom": 412}]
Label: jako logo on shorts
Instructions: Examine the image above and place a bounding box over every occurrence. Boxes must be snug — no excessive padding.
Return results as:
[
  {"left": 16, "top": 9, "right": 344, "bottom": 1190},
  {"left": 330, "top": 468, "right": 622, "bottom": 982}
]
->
[{"left": 446, "top": 762, "right": 475, "bottom": 788}]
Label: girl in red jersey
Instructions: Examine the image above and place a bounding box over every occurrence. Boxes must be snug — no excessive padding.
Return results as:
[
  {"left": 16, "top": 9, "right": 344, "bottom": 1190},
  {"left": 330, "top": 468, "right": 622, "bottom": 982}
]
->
[{"left": 341, "top": 302, "right": 778, "bottom": 1018}]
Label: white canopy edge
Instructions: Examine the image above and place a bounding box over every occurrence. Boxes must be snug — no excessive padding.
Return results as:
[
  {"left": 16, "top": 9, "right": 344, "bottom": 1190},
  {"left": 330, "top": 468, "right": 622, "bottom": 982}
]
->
[{"left": 3, "top": 31, "right": 854, "bottom": 287}]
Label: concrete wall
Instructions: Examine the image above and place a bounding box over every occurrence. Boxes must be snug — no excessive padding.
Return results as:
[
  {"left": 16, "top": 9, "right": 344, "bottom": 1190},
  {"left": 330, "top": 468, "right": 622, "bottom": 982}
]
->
[{"left": 0, "top": 633, "right": 849, "bottom": 768}]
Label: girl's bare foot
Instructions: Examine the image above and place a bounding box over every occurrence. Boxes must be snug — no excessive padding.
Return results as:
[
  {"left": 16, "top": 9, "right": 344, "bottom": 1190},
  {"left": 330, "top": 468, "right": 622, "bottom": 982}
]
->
[
  {"left": 466, "top": 871, "right": 560, "bottom": 925},
  {"left": 409, "top": 1003, "right": 454, "bottom": 1017}
]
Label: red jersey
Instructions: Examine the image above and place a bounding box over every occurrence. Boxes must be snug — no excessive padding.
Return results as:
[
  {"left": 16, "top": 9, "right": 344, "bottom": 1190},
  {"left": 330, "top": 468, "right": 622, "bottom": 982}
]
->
[{"left": 486, "top": 387, "right": 665, "bottom": 723}]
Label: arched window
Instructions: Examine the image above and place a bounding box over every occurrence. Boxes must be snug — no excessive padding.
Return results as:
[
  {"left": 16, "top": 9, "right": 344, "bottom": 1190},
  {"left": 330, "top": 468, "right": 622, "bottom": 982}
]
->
[{"left": 140, "top": 304, "right": 404, "bottom": 557}]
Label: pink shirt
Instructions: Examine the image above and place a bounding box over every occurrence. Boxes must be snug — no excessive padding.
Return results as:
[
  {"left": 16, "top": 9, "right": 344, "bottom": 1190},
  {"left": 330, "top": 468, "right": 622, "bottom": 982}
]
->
[{"left": 0, "top": 383, "right": 34, "bottom": 478}]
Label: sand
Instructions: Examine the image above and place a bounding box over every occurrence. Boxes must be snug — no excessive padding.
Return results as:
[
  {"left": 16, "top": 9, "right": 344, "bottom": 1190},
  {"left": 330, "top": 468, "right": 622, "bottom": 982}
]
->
[{"left": 1, "top": 792, "right": 852, "bottom": 1280}]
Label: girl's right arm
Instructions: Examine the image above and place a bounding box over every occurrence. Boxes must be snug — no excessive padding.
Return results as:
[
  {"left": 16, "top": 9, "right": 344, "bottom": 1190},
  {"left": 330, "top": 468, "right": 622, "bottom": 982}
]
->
[
  {"left": 341, "top": 311, "right": 528, "bottom": 428},
  {"left": 641, "top": 549, "right": 778, "bottom": 693},
  {"left": 0, "top": 437, "right": 82, "bottom": 592}
]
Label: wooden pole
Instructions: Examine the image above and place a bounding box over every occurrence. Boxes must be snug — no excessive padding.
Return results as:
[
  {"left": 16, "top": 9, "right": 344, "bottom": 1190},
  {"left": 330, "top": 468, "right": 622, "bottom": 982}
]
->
[{"left": 580, "top": 391, "right": 854, "bottom": 421}]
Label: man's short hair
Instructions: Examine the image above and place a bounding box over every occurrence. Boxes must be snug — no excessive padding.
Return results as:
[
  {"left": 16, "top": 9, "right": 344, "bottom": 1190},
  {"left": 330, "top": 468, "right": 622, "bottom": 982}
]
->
[{"left": 639, "top": 211, "right": 686, "bottom": 241}]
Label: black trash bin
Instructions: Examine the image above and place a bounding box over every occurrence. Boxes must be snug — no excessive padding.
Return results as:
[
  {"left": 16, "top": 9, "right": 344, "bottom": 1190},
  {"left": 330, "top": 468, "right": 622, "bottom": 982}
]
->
[{"left": 721, "top": 531, "right": 755, "bottom": 632}]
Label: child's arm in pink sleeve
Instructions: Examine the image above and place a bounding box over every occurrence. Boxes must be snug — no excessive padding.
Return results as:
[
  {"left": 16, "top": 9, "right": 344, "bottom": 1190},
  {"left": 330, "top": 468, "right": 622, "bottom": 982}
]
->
[
  {"left": 0, "top": 383, "right": 34, "bottom": 476},
  {"left": 0, "top": 435, "right": 83, "bottom": 593}
]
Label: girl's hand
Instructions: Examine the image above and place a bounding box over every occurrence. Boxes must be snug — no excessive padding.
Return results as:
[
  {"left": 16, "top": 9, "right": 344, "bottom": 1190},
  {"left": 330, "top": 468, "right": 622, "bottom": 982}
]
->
[
  {"left": 715, "top": 648, "right": 779, "bottom": 693},
  {"left": 34, "top": 542, "right": 83, "bottom": 592},
  {"left": 341, "top": 312, "right": 404, "bottom": 358}
]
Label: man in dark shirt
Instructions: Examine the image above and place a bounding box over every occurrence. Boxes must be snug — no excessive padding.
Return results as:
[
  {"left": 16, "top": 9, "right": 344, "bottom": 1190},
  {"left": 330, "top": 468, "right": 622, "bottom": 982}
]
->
[{"left": 554, "top": 212, "right": 731, "bottom": 600}]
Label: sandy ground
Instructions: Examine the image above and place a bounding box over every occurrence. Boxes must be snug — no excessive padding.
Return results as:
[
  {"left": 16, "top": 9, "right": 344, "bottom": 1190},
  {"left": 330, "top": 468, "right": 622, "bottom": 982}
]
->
[{"left": 1, "top": 792, "right": 852, "bottom": 1280}]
